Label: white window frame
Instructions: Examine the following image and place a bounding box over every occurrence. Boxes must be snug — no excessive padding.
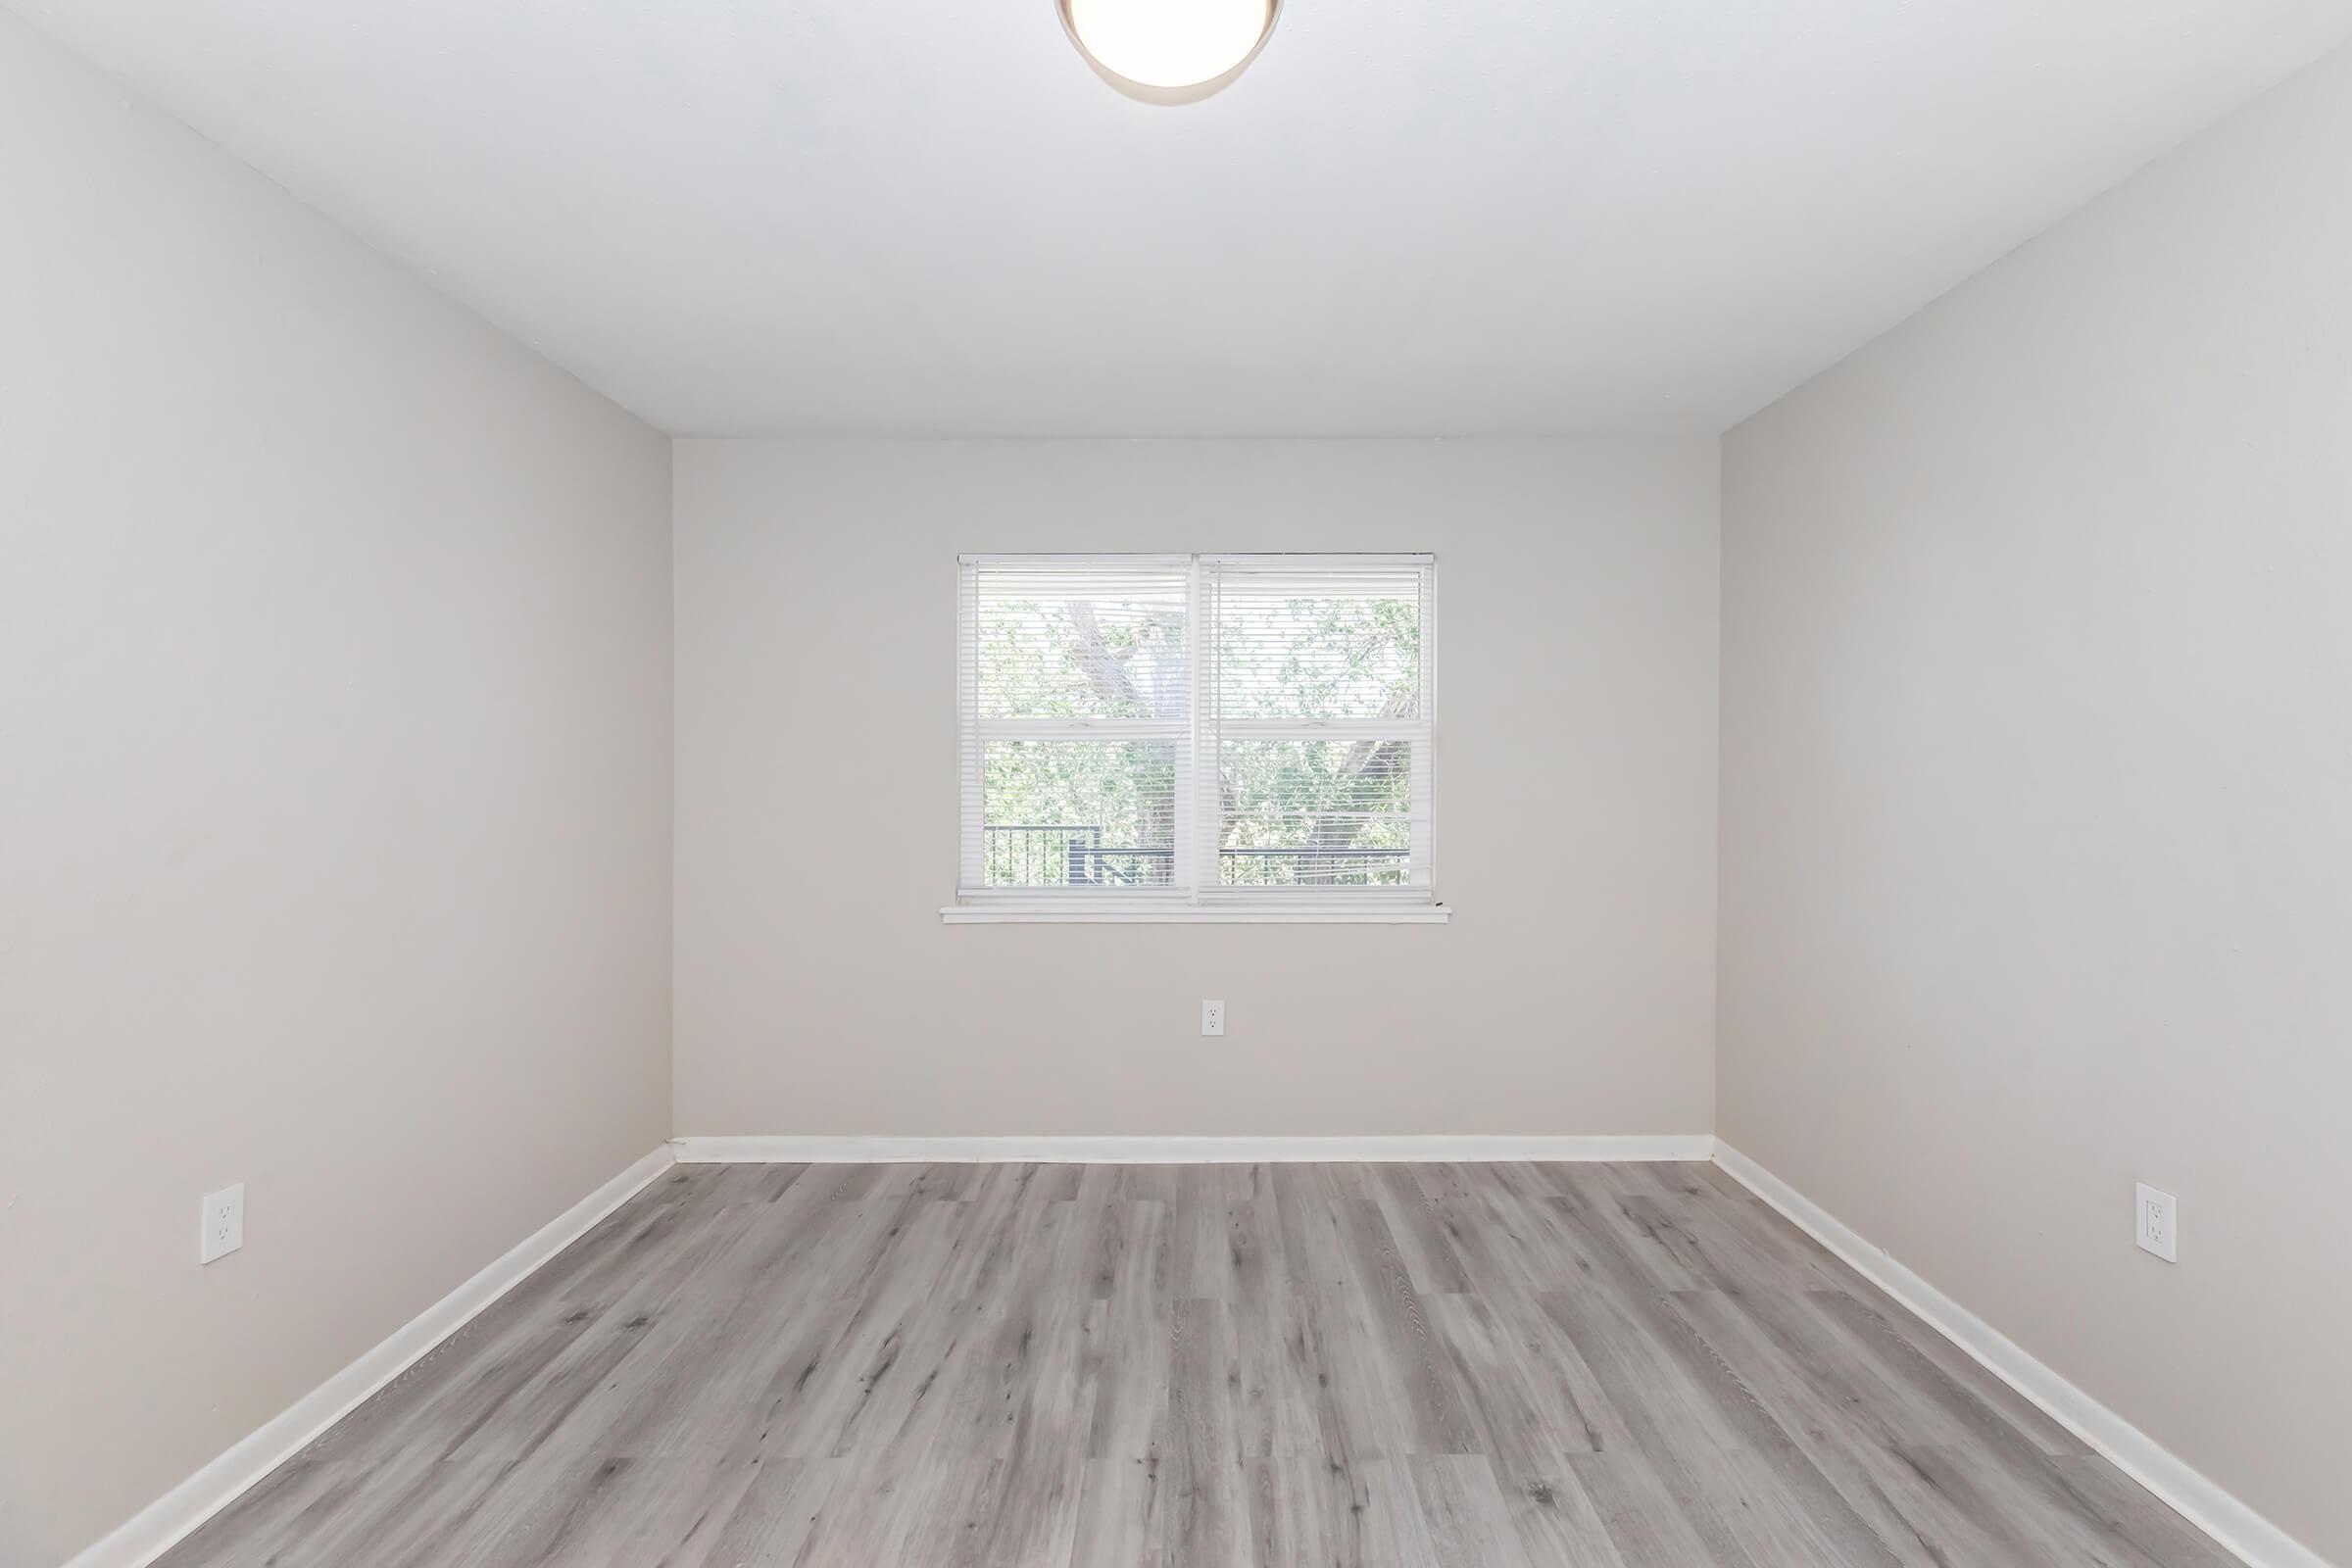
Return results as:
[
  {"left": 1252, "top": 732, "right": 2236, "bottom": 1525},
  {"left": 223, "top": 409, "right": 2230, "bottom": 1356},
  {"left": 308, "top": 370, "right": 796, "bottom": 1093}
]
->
[{"left": 945, "top": 552, "right": 1447, "bottom": 924}]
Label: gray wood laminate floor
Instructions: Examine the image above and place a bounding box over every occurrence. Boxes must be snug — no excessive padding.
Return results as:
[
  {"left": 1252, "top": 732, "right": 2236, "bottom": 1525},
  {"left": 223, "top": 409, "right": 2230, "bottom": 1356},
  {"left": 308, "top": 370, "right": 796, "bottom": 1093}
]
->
[{"left": 157, "top": 1161, "right": 2236, "bottom": 1568}]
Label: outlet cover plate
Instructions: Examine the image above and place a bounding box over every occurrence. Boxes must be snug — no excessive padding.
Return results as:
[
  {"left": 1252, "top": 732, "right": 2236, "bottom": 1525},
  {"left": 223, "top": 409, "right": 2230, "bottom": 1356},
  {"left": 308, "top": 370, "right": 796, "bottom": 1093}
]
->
[
  {"left": 2134, "top": 1182, "right": 2177, "bottom": 1263},
  {"left": 201, "top": 1183, "right": 245, "bottom": 1264},
  {"left": 1200, "top": 1000, "right": 1225, "bottom": 1037}
]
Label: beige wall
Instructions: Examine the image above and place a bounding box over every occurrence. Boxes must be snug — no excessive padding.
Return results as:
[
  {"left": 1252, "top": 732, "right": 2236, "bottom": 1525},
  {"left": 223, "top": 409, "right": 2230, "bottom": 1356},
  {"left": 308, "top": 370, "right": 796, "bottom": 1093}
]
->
[
  {"left": 0, "top": 16, "right": 673, "bottom": 1564},
  {"left": 1719, "top": 42, "right": 2352, "bottom": 1566},
  {"left": 675, "top": 438, "right": 1719, "bottom": 1141}
]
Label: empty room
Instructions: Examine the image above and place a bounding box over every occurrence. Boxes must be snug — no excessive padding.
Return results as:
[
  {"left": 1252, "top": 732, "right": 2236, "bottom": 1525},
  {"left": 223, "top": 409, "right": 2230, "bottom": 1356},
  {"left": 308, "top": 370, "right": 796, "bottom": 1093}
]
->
[{"left": 6, "top": 0, "right": 2351, "bottom": 1565}]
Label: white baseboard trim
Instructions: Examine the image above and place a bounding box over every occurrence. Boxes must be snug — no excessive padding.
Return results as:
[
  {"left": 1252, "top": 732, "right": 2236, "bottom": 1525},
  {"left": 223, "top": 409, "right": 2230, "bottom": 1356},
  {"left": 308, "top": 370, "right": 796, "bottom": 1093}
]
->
[
  {"left": 1711, "top": 1143, "right": 2329, "bottom": 1568},
  {"left": 65, "top": 1146, "right": 677, "bottom": 1568},
  {"left": 673, "top": 1133, "right": 1717, "bottom": 1164}
]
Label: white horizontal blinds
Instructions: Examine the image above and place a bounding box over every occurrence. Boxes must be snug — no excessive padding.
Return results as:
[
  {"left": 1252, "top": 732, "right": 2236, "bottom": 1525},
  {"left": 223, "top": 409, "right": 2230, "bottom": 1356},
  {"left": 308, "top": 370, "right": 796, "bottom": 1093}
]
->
[
  {"left": 1203, "top": 557, "right": 1435, "bottom": 901},
  {"left": 959, "top": 554, "right": 1434, "bottom": 906},
  {"left": 957, "top": 557, "right": 1193, "bottom": 898}
]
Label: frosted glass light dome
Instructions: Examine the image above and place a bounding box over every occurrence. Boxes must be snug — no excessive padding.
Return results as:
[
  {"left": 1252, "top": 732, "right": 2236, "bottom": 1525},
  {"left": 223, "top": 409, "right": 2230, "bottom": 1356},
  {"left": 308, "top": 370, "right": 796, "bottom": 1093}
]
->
[{"left": 1062, "top": 0, "right": 1277, "bottom": 93}]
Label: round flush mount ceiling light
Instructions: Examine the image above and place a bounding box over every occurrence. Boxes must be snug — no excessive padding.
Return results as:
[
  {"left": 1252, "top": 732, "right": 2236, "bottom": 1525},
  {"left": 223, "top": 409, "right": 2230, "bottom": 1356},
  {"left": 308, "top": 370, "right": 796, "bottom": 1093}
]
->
[{"left": 1059, "top": 0, "right": 1279, "bottom": 103}]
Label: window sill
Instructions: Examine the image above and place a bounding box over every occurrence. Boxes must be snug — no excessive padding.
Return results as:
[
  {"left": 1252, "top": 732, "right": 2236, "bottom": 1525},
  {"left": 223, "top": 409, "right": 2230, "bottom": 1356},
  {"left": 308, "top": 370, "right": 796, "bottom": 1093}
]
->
[{"left": 941, "top": 905, "right": 1450, "bottom": 924}]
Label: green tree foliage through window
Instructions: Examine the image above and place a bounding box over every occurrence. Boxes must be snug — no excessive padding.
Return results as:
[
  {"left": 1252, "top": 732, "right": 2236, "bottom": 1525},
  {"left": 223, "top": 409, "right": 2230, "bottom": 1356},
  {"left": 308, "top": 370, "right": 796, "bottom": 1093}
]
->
[{"left": 978, "top": 585, "right": 1420, "bottom": 887}]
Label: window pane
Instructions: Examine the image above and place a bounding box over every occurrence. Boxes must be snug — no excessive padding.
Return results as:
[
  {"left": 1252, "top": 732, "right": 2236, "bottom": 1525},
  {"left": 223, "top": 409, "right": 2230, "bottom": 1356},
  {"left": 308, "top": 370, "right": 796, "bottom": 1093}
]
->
[
  {"left": 1214, "top": 575, "right": 1420, "bottom": 720},
  {"left": 1217, "top": 739, "right": 1414, "bottom": 886},
  {"left": 983, "top": 739, "right": 1177, "bottom": 887},
  {"left": 978, "top": 580, "right": 1187, "bottom": 720}
]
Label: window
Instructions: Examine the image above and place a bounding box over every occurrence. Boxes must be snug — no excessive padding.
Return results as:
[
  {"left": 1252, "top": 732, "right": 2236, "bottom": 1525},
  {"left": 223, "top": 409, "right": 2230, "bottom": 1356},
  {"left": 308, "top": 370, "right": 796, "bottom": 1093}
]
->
[{"left": 949, "top": 554, "right": 1443, "bottom": 922}]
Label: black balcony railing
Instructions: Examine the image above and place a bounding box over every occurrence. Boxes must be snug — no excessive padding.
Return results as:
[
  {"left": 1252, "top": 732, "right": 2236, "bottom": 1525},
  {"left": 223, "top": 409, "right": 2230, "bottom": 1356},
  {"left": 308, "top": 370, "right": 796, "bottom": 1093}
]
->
[
  {"left": 1220, "top": 847, "right": 1410, "bottom": 886},
  {"left": 983, "top": 825, "right": 1171, "bottom": 886},
  {"left": 984, "top": 826, "right": 1407, "bottom": 887}
]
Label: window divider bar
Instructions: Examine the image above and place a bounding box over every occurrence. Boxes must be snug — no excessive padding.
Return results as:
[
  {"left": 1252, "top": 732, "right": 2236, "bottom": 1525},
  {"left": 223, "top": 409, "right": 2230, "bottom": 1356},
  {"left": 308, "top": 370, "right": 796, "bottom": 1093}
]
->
[{"left": 1183, "top": 558, "right": 1214, "bottom": 900}]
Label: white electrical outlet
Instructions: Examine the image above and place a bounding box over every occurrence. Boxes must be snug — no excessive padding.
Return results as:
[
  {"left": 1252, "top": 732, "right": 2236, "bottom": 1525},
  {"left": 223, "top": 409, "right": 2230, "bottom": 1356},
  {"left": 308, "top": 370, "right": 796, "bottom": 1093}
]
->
[
  {"left": 201, "top": 1183, "right": 245, "bottom": 1264},
  {"left": 2134, "top": 1183, "right": 2177, "bottom": 1263},
  {"left": 1200, "top": 1000, "right": 1225, "bottom": 1037}
]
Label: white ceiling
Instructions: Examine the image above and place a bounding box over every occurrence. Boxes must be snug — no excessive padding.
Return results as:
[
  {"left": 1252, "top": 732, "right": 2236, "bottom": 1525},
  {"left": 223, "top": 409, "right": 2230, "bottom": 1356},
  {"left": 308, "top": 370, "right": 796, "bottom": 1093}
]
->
[{"left": 14, "top": 0, "right": 2352, "bottom": 435}]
